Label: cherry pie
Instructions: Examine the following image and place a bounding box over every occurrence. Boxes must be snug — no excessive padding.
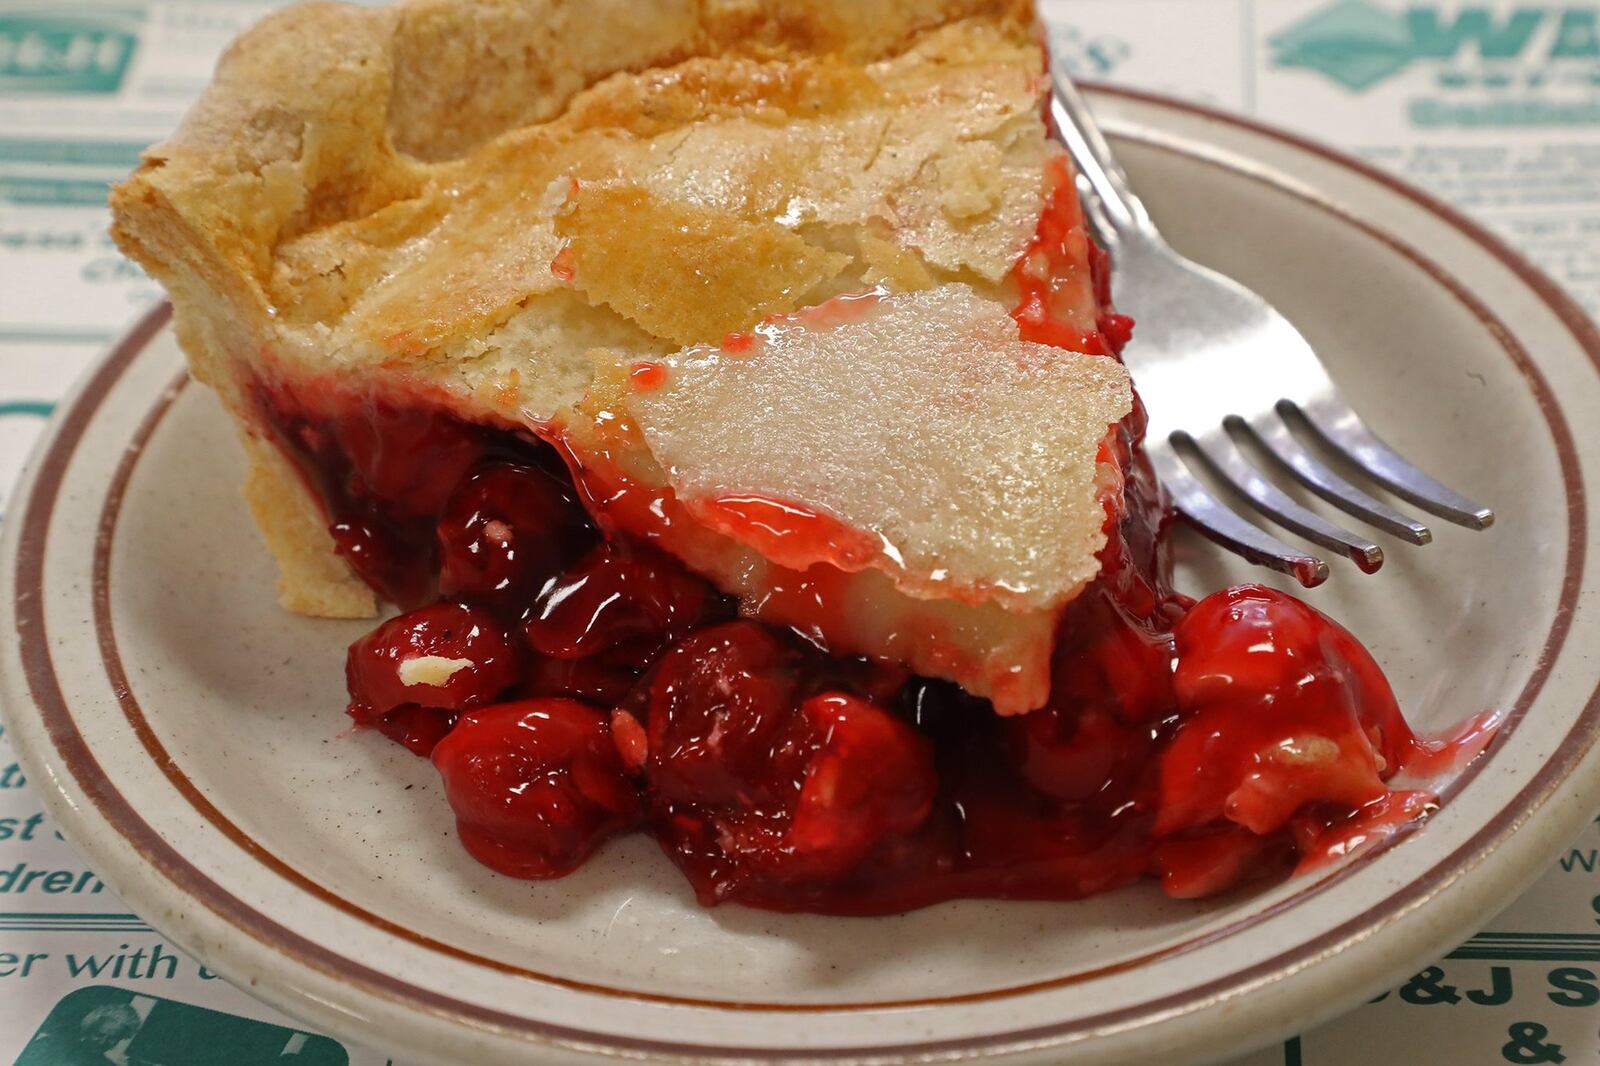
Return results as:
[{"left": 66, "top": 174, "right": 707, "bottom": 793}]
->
[{"left": 110, "top": 0, "right": 1492, "bottom": 912}]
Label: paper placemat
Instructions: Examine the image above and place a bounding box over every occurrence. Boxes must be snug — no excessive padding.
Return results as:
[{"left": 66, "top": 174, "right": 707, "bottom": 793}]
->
[{"left": 2, "top": 3, "right": 1597, "bottom": 1063}]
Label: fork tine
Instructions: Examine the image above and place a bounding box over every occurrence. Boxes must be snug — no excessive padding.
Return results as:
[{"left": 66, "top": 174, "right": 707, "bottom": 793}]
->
[
  {"left": 1235, "top": 414, "right": 1433, "bottom": 545},
  {"left": 1179, "top": 430, "right": 1385, "bottom": 573},
  {"left": 1290, "top": 399, "right": 1495, "bottom": 530},
  {"left": 1150, "top": 447, "right": 1331, "bottom": 588}
]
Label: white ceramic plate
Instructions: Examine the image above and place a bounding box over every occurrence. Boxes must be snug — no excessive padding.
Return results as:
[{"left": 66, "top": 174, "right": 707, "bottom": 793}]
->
[{"left": 4, "top": 88, "right": 1600, "bottom": 1066}]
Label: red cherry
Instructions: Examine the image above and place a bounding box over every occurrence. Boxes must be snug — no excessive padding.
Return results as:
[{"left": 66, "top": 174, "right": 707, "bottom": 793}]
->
[
  {"left": 1157, "top": 700, "right": 1388, "bottom": 837},
  {"left": 330, "top": 518, "right": 437, "bottom": 609},
  {"left": 1051, "top": 588, "right": 1179, "bottom": 725},
  {"left": 642, "top": 623, "right": 803, "bottom": 807},
  {"left": 640, "top": 626, "right": 936, "bottom": 886},
  {"left": 955, "top": 792, "right": 1151, "bottom": 899},
  {"left": 521, "top": 644, "right": 648, "bottom": 706},
  {"left": 1151, "top": 824, "right": 1283, "bottom": 900},
  {"left": 796, "top": 656, "right": 910, "bottom": 707},
  {"left": 1003, "top": 586, "right": 1174, "bottom": 808},
  {"left": 784, "top": 693, "right": 937, "bottom": 878},
  {"left": 431, "top": 699, "right": 640, "bottom": 878},
  {"left": 1289, "top": 791, "right": 1437, "bottom": 875},
  {"left": 372, "top": 705, "right": 458, "bottom": 757},
  {"left": 346, "top": 602, "right": 520, "bottom": 721},
  {"left": 524, "top": 543, "right": 717, "bottom": 660},
  {"left": 1006, "top": 702, "right": 1157, "bottom": 807},
  {"left": 335, "top": 401, "right": 488, "bottom": 519},
  {"left": 437, "top": 460, "right": 592, "bottom": 610},
  {"left": 1156, "top": 586, "right": 1403, "bottom": 837}
]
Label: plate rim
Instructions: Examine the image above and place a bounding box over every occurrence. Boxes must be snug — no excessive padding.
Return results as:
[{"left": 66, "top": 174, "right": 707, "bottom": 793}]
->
[{"left": 4, "top": 85, "right": 1600, "bottom": 1063}]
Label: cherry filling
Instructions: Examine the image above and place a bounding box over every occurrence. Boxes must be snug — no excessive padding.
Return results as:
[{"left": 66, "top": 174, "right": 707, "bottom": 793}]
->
[
  {"left": 245, "top": 174, "right": 1494, "bottom": 914},
  {"left": 253, "top": 381, "right": 1486, "bottom": 912}
]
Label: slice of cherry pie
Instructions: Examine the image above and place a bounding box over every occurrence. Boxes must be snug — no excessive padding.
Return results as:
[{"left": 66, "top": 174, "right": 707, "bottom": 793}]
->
[{"left": 111, "top": 0, "right": 1491, "bottom": 912}]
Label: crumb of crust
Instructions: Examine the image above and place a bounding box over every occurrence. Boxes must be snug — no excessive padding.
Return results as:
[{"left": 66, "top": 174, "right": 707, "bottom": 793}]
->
[{"left": 399, "top": 656, "right": 474, "bottom": 687}]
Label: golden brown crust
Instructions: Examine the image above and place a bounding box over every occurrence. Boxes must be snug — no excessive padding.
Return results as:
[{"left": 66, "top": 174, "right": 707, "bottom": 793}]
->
[
  {"left": 110, "top": 0, "right": 1055, "bottom": 446},
  {"left": 386, "top": 0, "right": 1037, "bottom": 157},
  {"left": 111, "top": 0, "right": 1033, "bottom": 295},
  {"left": 242, "top": 433, "right": 378, "bottom": 618}
]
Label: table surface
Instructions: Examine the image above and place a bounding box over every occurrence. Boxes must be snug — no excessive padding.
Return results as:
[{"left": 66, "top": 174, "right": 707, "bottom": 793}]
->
[{"left": 2, "top": 2, "right": 1598, "bottom": 1063}]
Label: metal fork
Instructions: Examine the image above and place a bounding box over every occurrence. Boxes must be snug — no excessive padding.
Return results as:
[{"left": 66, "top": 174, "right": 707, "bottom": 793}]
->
[{"left": 1049, "top": 67, "right": 1493, "bottom": 587}]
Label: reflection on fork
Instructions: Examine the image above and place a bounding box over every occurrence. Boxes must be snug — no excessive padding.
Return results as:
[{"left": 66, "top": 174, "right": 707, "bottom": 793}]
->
[{"left": 1050, "top": 67, "right": 1493, "bottom": 587}]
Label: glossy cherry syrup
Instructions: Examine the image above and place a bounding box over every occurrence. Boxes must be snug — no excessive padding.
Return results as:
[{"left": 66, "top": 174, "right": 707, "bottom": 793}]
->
[{"left": 251, "top": 167, "right": 1496, "bottom": 913}]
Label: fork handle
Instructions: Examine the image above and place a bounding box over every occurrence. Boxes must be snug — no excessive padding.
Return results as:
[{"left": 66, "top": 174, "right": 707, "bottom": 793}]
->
[{"left": 1048, "top": 61, "right": 1156, "bottom": 245}]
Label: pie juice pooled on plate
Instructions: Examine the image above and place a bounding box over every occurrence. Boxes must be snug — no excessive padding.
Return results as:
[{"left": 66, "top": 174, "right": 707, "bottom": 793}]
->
[{"left": 109, "top": 0, "right": 1495, "bottom": 913}]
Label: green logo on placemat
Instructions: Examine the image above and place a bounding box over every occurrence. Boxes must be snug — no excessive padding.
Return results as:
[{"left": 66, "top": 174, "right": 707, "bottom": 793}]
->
[
  {"left": 13, "top": 986, "right": 349, "bottom": 1066},
  {"left": 1271, "top": 2, "right": 1594, "bottom": 92},
  {"left": 1271, "top": 0, "right": 1415, "bottom": 90},
  {"left": 0, "top": 10, "right": 141, "bottom": 95}
]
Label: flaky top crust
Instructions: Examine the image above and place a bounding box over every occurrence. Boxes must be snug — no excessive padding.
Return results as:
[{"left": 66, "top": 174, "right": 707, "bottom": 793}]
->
[
  {"left": 112, "top": 0, "right": 1030, "bottom": 313},
  {"left": 108, "top": 0, "right": 1135, "bottom": 711}
]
